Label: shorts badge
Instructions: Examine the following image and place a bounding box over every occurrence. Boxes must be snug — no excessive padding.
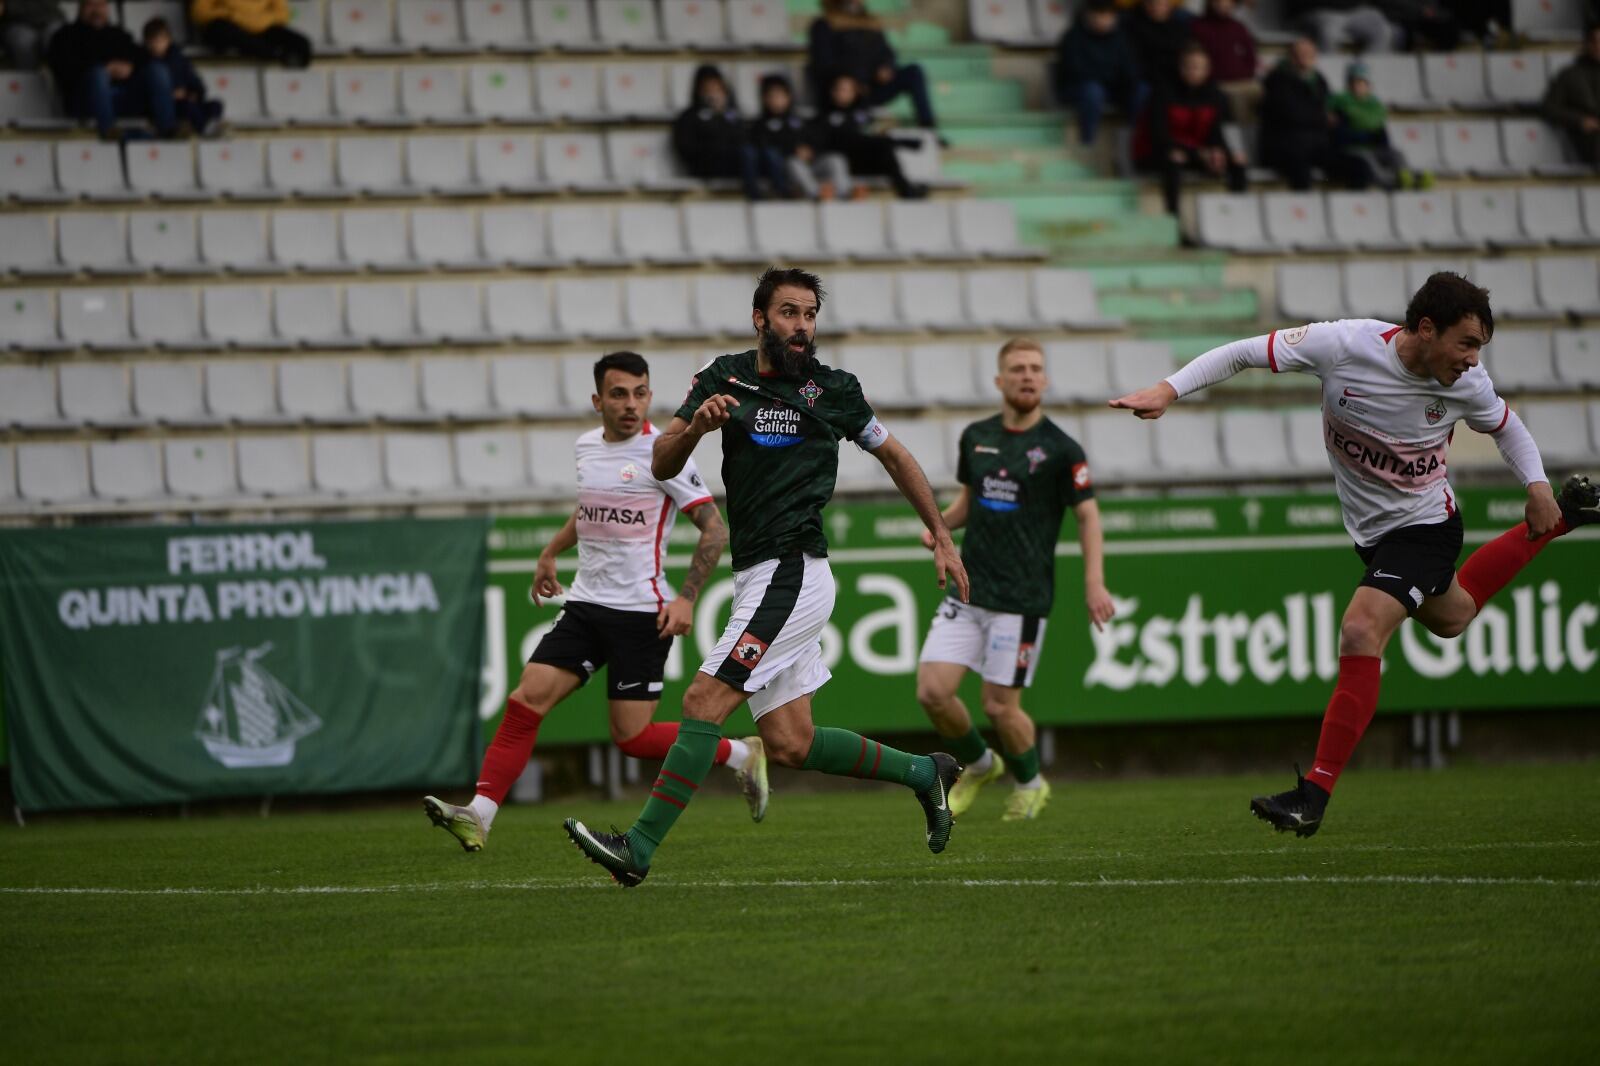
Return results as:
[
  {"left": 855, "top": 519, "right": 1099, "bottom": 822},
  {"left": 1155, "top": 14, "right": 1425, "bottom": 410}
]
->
[
  {"left": 1016, "top": 644, "right": 1033, "bottom": 670},
  {"left": 732, "top": 632, "right": 769, "bottom": 666}
]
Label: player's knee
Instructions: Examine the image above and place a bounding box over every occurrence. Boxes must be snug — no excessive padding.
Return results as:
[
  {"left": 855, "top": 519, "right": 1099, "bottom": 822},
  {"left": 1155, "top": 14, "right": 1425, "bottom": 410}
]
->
[
  {"left": 915, "top": 679, "right": 951, "bottom": 712},
  {"left": 981, "top": 692, "right": 1021, "bottom": 721},
  {"left": 1338, "top": 614, "right": 1385, "bottom": 655},
  {"left": 609, "top": 720, "right": 643, "bottom": 747}
]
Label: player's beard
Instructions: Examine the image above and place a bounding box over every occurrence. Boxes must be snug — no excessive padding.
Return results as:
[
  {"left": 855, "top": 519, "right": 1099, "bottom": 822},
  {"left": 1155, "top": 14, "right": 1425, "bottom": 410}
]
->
[{"left": 760, "top": 325, "right": 818, "bottom": 378}]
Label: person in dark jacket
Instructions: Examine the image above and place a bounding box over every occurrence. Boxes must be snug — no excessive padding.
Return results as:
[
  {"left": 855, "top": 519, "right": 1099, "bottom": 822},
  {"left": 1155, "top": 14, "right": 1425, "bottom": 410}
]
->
[
  {"left": 142, "top": 17, "right": 223, "bottom": 136},
  {"left": 1189, "top": 0, "right": 1256, "bottom": 84},
  {"left": 1257, "top": 37, "right": 1372, "bottom": 191},
  {"left": 1, "top": 0, "right": 66, "bottom": 68},
  {"left": 46, "top": 0, "right": 175, "bottom": 139},
  {"left": 672, "top": 64, "right": 785, "bottom": 200},
  {"left": 1543, "top": 22, "right": 1600, "bottom": 167},
  {"left": 752, "top": 73, "right": 843, "bottom": 200},
  {"left": 1135, "top": 43, "right": 1245, "bottom": 214},
  {"left": 808, "top": 73, "right": 927, "bottom": 199},
  {"left": 1054, "top": 0, "right": 1145, "bottom": 146},
  {"left": 1122, "top": 0, "right": 1192, "bottom": 94},
  {"left": 807, "top": 0, "right": 941, "bottom": 135}
]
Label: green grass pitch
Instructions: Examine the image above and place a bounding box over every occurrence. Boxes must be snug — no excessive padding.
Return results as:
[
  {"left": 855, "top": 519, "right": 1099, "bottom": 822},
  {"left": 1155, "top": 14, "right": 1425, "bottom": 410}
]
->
[{"left": 2, "top": 763, "right": 1597, "bottom": 1065}]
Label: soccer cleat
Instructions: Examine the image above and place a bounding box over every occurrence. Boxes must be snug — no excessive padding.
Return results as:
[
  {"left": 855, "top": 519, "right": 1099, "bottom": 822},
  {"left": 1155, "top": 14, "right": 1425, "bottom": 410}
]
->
[
  {"left": 914, "top": 753, "right": 962, "bottom": 855},
  {"left": 1001, "top": 779, "right": 1053, "bottom": 822},
  {"left": 1557, "top": 474, "right": 1599, "bottom": 528},
  {"left": 563, "top": 818, "right": 649, "bottom": 887},
  {"left": 1249, "top": 765, "right": 1330, "bottom": 838},
  {"left": 735, "top": 736, "right": 770, "bottom": 823},
  {"left": 947, "top": 751, "right": 1006, "bottom": 817},
  {"left": 422, "top": 796, "right": 486, "bottom": 853}
]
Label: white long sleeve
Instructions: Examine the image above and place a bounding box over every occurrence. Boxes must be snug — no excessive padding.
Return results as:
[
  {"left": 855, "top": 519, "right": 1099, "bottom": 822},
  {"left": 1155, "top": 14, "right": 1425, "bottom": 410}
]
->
[
  {"left": 1162, "top": 335, "right": 1273, "bottom": 397},
  {"left": 1487, "top": 408, "right": 1548, "bottom": 488}
]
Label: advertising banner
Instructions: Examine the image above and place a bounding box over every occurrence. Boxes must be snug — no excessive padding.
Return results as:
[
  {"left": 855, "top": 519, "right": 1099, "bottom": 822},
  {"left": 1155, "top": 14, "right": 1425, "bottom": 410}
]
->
[
  {"left": 484, "top": 490, "right": 1598, "bottom": 743},
  {"left": 0, "top": 518, "right": 487, "bottom": 812}
]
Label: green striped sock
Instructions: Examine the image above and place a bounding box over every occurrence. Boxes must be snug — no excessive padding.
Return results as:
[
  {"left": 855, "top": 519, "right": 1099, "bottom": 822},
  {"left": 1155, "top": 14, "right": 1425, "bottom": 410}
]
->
[
  {"left": 1003, "top": 745, "right": 1040, "bottom": 785},
  {"left": 802, "top": 726, "right": 936, "bottom": 792},
  {"left": 948, "top": 725, "right": 988, "bottom": 766},
  {"left": 625, "top": 718, "right": 722, "bottom": 866}
]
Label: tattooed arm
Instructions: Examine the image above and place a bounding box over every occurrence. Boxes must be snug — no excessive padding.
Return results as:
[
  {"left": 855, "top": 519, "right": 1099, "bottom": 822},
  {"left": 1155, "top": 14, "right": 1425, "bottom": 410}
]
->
[{"left": 657, "top": 502, "right": 727, "bottom": 637}]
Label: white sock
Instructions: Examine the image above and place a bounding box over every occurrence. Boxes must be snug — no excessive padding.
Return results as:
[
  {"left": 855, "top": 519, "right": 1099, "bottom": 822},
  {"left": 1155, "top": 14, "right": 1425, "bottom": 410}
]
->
[
  {"left": 724, "top": 738, "right": 752, "bottom": 772},
  {"left": 967, "top": 749, "right": 995, "bottom": 776},
  {"left": 1013, "top": 774, "right": 1045, "bottom": 792},
  {"left": 468, "top": 794, "right": 499, "bottom": 831}
]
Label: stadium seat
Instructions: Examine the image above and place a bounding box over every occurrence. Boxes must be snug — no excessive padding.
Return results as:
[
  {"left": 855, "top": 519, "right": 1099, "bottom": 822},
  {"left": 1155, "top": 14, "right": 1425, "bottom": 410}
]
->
[
  {"left": 90, "top": 440, "right": 164, "bottom": 502},
  {"left": 267, "top": 138, "right": 336, "bottom": 193},
  {"left": 335, "top": 136, "right": 408, "bottom": 194},
  {"left": 964, "top": 270, "right": 1046, "bottom": 332},
  {"left": 896, "top": 270, "right": 969, "bottom": 333},
  {"left": 0, "top": 70, "right": 59, "bottom": 127},
  {"left": 558, "top": 354, "right": 601, "bottom": 410},
  {"left": 894, "top": 419, "right": 954, "bottom": 485},
  {"left": 526, "top": 427, "right": 579, "bottom": 496},
  {"left": 820, "top": 201, "right": 897, "bottom": 262},
  {"left": 1278, "top": 263, "right": 1345, "bottom": 321},
  {"left": 455, "top": 428, "right": 527, "bottom": 491},
  {"left": 198, "top": 140, "right": 269, "bottom": 197},
  {"left": 1484, "top": 329, "right": 1558, "bottom": 392},
  {"left": 1194, "top": 193, "right": 1270, "bottom": 253},
  {"left": 951, "top": 200, "right": 1039, "bottom": 261},
  {"left": 18, "top": 443, "right": 91, "bottom": 503},
  {"left": 1404, "top": 257, "right": 1460, "bottom": 295},
  {"left": 662, "top": 0, "right": 728, "bottom": 47},
  {"left": 129, "top": 286, "right": 203, "bottom": 348},
  {"left": 272, "top": 209, "right": 342, "bottom": 270},
  {"left": 968, "top": 0, "right": 1036, "bottom": 46},
  {"left": 60, "top": 287, "right": 133, "bottom": 348},
  {"left": 1454, "top": 188, "right": 1538, "bottom": 250},
  {"left": 2, "top": 140, "right": 63, "bottom": 201},
  {"left": 1536, "top": 256, "right": 1600, "bottom": 316},
  {"left": 607, "top": 129, "right": 694, "bottom": 190},
  {"left": 0, "top": 214, "right": 66, "bottom": 276},
  {"left": 402, "top": 66, "right": 469, "bottom": 122},
  {"left": 1421, "top": 52, "right": 1490, "bottom": 109},
  {"left": 484, "top": 279, "right": 564, "bottom": 342},
  {"left": 694, "top": 274, "right": 756, "bottom": 335},
  {"left": 347, "top": 357, "right": 420, "bottom": 418},
  {"left": 1043, "top": 341, "right": 1112, "bottom": 403},
  {"left": 625, "top": 275, "right": 701, "bottom": 338},
  {"left": 462, "top": 0, "right": 534, "bottom": 49},
  {"left": 2, "top": 289, "right": 66, "bottom": 351},
  {"left": 205, "top": 286, "right": 286, "bottom": 348},
  {"left": 384, "top": 432, "right": 455, "bottom": 494},
  {"left": 489, "top": 355, "right": 567, "bottom": 417},
  {"left": 1386, "top": 120, "right": 1446, "bottom": 176},
  {"left": 601, "top": 62, "right": 670, "bottom": 120},
  {"left": 0, "top": 445, "right": 15, "bottom": 504},
  {"left": 683, "top": 202, "right": 759, "bottom": 263},
  {"left": 836, "top": 345, "right": 908, "bottom": 408},
  {"left": 407, "top": 135, "right": 480, "bottom": 194},
  {"left": 132, "top": 362, "right": 209, "bottom": 424},
  {"left": 1517, "top": 399, "right": 1590, "bottom": 463},
  {"left": 341, "top": 208, "right": 411, "bottom": 269},
  {"left": 1500, "top": 118, "right": 1592, "bottom": 177},
  {"left": 542, "top": 132, "right": 616, "bottom": 190},
  {"left": 1361, "top": 53, "right": 1428, "bottom": 110},
  {"left": 1107, "top": 341, "right": 1174, "bottom": 396},
  {"left": 537, "top": 63, "right": 604, "bottom": 120},
  {"left": 828, "top": 271, "right": 902, "bottom": 333},
  {"left": 616, "top": 204, "right": 695, "bottom": 265},
  {"left": 1392, "top": 189, "right": 1475, "bottom": 251},
  {"left": 1152, "top": 410, "right": 1222, "bottom": 476},
  {"left": 274, "top": 285, "right": 347, "bottom": 345},
  {"left": 314, "top": 433, "right": 386, "bottom": 496},
  {"left": 751, "top": 202, "right": 824, "bottom": 260},
  {"left": 412, "top": 206, "right": 490, "bottom": 269},
  {"left": 129, "top": 211, "right": 205, "bottom": 273},
  {"left": 1486, "top": 51, "right": 1549, "bottom": 106},
  {"left": 468, "top": 63, "right": 538, "bottom": 121},
  {"left": 59, "top": 364, "right": 134, "bottom": 426},
  {"left": 207, "top": 68, "right": 266, "bottom": 125},
  {"left": 1262, "top": 192, "right": 1339, "bottom": 252},
  {"left": 127, "top": 141, "right": 201, "bottom": 198},
  {"left": 1327, "top": 191, "right": 1407, "bottom": 251},
  {"left": 58, "top": 214, "right": 135, "bottom": 275},
  {"left": 1472, "top": 258, "right": 1541, "bottom": 319},
  {"left": 279, "top": 358, "right": 355, "bottom": 422},
  {"left": 1032, "top": 0, "right": 1071, "bottom": 41},
  {"left": 726, "top": 0, "right": 789, "bottom": 47},
  {"left": 1081, "top": 411, "right": 1157, "bottom": 482},
  {"left": 1440, "top": 119, "right": 1515, "bottom": 177},
  {"left": 1518, "top": 186, "right": 1592, "bottom": 247},
  {"left": 205, "top": 359, "right": 281, "bottom": 422},
  {"left": 264, "top": 68, "right": 331, "bottom": 123},
  {"left": 532, "top": 0, "right": 601, "bottom": 49},
  {"left": 1282, "top": 406, "right": 1325, "bottom": 473},
  {"left": 0, "top": 365, "right": 61, "bottom": 426},
  {"left": 328, "top": 0, "right": 401, "bottom": 53},
  {"left": 287, "top": 0, "right": 330, "bottom": 46},
  {"left": 886, "top": 201, "right": 962, "bottom": 261},
  {"left": 1032, "top": 269, "right": 1122, "bottom": 330},
  {"left": 398, "top": 0, "right": 468, "bottom": 50},
  {"left": 1219, "top": 409, "right": 1289, "bottom": 475},
  {"left": 1580, "top": 187, "right": 1600, "bottom": 241},
  {"left": 554, "top": 277, "right": 632, "bottom": 340},
  {"left": 166, "top": 438, "right": 237, "bottom": 499},
  {"left": 1340, "top": 259, "right": 1407, "bottom": 320},
  {"left": 1513, "top": 0, "right": 1586, "bottom": 41},
  {"left": 1553, "top": 329, "right": 1600, "bottom": 386},
  {"left": 473, "top": 134, "right": 550, "bottom": 193},
  {"left": 55, "top": 141, "right": 129, "bottom": 199},
  {"left": 597, "top": 1, "right": 663, "bottom": 48},
  {"left": 237, "top": 435, "right": 311, "bottom": 495},
  {"left": 479, "top": 204, "right": 553, "bottom": 267},
  {"left": 414, "top": 281, "right": 488, "bottom": 343},
  {"left": 907, "top": 344, "right": 985, "bottom": 405},
  {"left": 547, "top": 203, "right": 623, "bottom": 266}
]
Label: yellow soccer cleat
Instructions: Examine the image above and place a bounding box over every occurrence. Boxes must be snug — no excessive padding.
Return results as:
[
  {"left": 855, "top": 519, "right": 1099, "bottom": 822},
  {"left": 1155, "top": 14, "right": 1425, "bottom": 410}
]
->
[
  {"left": 947, "top": 751, "right": 1006, "bottom": 817},
  {"left": 1001, "top": 778, "right": 1052, "bottom": 822},
  {"left": 735, "top": 737, "right": 770, "bottom": 823},
  {"left": 423, "top": 795, "right": 486, "bottom": 852}
]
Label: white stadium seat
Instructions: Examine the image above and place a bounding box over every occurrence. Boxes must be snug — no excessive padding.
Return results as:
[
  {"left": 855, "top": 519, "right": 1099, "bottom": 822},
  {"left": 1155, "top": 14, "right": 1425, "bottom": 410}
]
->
[
  {"left": 462, "top": 0, "right": 533, "bottom": 49},
  {"left": 206, "top": 360, "right": 279, "bottom": 421},
  {"left": 198, "top": 140, "right": 268, "bottom": 196},
  {"left": 1262, "top": 192, "right": 1339, "bottom": 252},
  {"left": 1392, "top": 189, "right": 1474, "bottom": 251},
  {"left": 384, "top": 433, "right": 455, "bottom": 494},
  {"left": 1340, "top": 259, "right": 1408, "bottom": 320},
  {"left": 129, "top": 211, "right": 203, "bottom": 273},
  {"left": 1536, "top": 256, "right": 1600, "bottom": 316},
  {"left": 1278, "top": 263, "right": 1345, "bottom": 321},
  {"left": 263, "top": 68, "right": 330, "bottom": 123},
  {"left": 1553, "top": 329, "right": 1600, "bottom": 387},
  {"left": 532, "top": 0, "right": 599, "bottom": 49},
  {"left": 1108, "top": 341, "right": 1174, "bottom": 396},
  {"left": 1327, "top": 191, "right": 1406, "bottom": 251},
  {"left": 59, "top": 363, "right": 133, "bottom": 425},
  {"left": 1421, "top": 52, "right": 1490, "bottom": 109},
  {"left": 237, "top": 435, "right": 310, "bottom": 495},
  {"left": 898, "top": 270, "right": 969, "bottom": 333},
  {"left": 133, "top": 362, "right": 209, "bottom": 423},
  {"left": 1195, "top": 193, "right": 1270, "bottom": 253},
  {"left": 273, "top": 209, "right": 343, "bottom": 269},
  {"left": 1081, "top": 411, "right": 1157, "bottom": 482},
  {"left": 1153, "top": 410, "right": 1222, "bottom": 475},
  {"left": 1455, "top": 187, "right": 1538, "bottom": 250},
  {"left": 1518, "top": 186, "right": 1592, "bottom": 247},
  {"left": 490, "top": 355, "right": 567, "bottom": 417},
  {"left": 90, "top": 441, "right": 164, "bottom": 502},
  {"left": 166, "top": 438, "right": 237, "bottom": 499},
  {"left": 55, "top": 141, "right": 128, "bottom": 198},
  {"left": 1220, "top": 410, "right": 1290, "bottom": 475},
  {"left": 314, "top": 432, "right": 385, "bottom": 496},
  {"left": 455, "top": 428, "right": 527, "bottom": 491},
  {"left": 1485, "top": 330, "right": 1558, "bottom": 392},
  {"left": 280, "top": 358, "right": 354, "bottom": 422},
  {"left": 19, "top": 443, "right": 91, "bottom": 503},
  {"left": 127, "top": 141, "right": 199, "bottom": 197},
  {"left": 1472, "top": 257, "right": 1541, "bottom": 319},
  {"left": 398, "top": 0, "right": 465, "bottom": 49},
  {"left": 908, "top": 344, "right": 986, "bottom": 405},
  {"left": 1044, "top": 341, "right": 1112, "bottom": 404},
  {"left": 1516, "top": 400, "right": 1590, "bottom": 464},
  {"left": 349, "top": 357, "right": 420, "bottom": 417}
]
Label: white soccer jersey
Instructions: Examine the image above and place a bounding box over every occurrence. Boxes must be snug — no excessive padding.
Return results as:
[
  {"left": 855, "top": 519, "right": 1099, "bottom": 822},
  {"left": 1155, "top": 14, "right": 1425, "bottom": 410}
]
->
[
  {"left": 566, "top": 424, "right": 713, "bottom": 613},
  {"left": 1263, "top": 319, "right": 1509, "bottom": 545}
]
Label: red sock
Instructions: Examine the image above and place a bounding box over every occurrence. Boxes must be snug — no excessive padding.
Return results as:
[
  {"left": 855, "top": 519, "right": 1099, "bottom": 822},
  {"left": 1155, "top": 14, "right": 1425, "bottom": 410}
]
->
[
  {"left": 1456, "top": 519, "right": 1569, "bottom": 611},
  {"left": 1308, "top": 655, "right": 1382, "bottom": 794},
  {"left": 474, "top": 698, "right": 542, "bottom": 805},
  {"left": 616, "top": 722, "right": 732, "bottom": 765}
]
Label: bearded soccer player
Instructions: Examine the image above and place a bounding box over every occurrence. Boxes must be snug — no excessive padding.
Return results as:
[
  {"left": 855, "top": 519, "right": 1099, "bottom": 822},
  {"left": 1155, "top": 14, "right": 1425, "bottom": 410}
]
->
[
  {"left": 1110, "top": 272, "right": 1598, "bottom": 837},
  {"left": 564, "top": 268, "right": 971, "bottom": 886},
  {"left": 424, "top": 352, "right": 769, "bottom": 852},
  {"left": 914, "top": 338, "right": 1115, "bottom": 822}
]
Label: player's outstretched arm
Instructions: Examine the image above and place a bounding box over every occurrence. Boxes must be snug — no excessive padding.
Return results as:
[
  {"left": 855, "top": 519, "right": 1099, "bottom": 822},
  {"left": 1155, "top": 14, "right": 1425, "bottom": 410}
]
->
[
  {"left": 532, "top": 511, "right": 578, "bottom": 606},
  {"left": 873, "top": 434, "right": 970, "bottom": 603},
  {"left": 919, "top": 486, "right": 970, "bottom": 550},
  {"left": 1110, "top": 334, "right": 1279, "bottom": 417},
  {"left": 1073, "top": 498, "right": 1116, "bottom": 632},
  {"left": 652, "top": 395, "right": 740, "bottom": 479},
  {"left": 658, "top": 503, "right": 727, "bottom": 637}
]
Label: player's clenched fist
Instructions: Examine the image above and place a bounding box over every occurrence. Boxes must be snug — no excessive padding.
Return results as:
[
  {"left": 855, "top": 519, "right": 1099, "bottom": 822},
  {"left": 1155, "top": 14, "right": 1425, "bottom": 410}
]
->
[
  {"left": 690, "top": 394, "right": 739, "bottom": 435},
  {"left": 1108, "top": 381, "right": 1178, "bottom": 420}
]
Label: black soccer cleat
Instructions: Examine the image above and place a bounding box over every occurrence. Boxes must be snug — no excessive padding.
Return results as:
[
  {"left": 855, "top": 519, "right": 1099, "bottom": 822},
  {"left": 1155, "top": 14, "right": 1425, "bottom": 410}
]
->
[
  {"left": 563, "top": 818, "right": 649, "bottom": 888},
  {"left": 1557, "top": 474, "right": 1599, "bottom": 528},
  {"left": 915, "top": 753, "right": 963, "bottom": 855},
  {"left": 1250, "top": 765, "right": 1330, "bottom": 838}
]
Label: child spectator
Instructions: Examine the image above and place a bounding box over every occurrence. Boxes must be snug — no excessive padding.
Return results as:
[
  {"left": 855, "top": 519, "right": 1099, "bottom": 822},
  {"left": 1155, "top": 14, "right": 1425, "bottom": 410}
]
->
[
  {"left": 809, "top": 73, "right": 927, "bottom": 199},
  {"left": 47, "top": 0, "right": 176, "bottom": 140},
  {"left": 1135, "top": 43, "right": 1246, "bottom": 215},
  {"left": 1258, "top": 37, "right": 1373, "bottom": 191},
  {"left": 1, "top": 0, "right": 66, "bottom": 68},
  {"left": 807, "top": 0, "right": 942, "bottom": 139},
  {"left": 752, "top": 73, "right": 844, "bottom": 200},
  {"left": 190, "top": 0, "right": 311, "bottom": 68},
  {"left": 1330, "top": 61, "right": 1427, "bottom": 189},
  {"left": 143, "top": 17, "right": 222, "bottom": 137},
  {"left": 673, "top": 63, "right": 787, "bottom": 200},
  {"left": 1054, "top": 0, "right": 1145, "bottom": 147}
]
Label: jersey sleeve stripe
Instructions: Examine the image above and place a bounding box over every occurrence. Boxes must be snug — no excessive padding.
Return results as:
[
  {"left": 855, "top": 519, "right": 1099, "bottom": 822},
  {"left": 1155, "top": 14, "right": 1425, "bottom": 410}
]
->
[
  {"left": 1488, "top": 402, "right": 1510, "bottom": 434},
  {"left": 681, "top": 495, "right": 715, "bottom": 511},
  {"left": 1266, "top": 330, "right": 1279, "bottom": 373}
]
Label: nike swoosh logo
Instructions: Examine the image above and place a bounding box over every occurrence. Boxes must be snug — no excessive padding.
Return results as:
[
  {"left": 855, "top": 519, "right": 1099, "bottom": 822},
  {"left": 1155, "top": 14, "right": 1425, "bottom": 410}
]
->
[
  {"left": 1373, "top": 569, "right": 1403, "bottom": 581},
  {"left": 617, "top": 682, "right": 642, "bottom": 690},
  {"left": 1310, "top": 768, "right": 1332, "bottom": 777},
  {"left": 1343, "top": 388, "right": 1368, "bottom": 398}
]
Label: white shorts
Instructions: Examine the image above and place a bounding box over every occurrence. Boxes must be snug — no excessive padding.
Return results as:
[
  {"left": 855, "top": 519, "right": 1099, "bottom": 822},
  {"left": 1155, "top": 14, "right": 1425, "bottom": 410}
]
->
[
  {"left": 917, "top": 597, "right": 1047, "bottom": 688},
  {"left": 703, "top": 554, "right": 835, "bottom": 719}
]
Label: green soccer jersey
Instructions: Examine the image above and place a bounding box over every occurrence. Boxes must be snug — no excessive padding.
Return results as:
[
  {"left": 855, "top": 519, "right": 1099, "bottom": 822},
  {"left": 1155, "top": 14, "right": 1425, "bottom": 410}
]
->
[
  {"left": 677, "top": 350, "right": 882, "bottom": 571},
  {"left": 957, "top": 414, "right": 1094, "bottom": 617}
]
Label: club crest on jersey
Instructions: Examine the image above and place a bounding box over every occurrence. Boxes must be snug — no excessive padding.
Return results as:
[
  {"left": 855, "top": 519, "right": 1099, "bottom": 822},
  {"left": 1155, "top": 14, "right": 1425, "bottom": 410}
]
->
[
  {"left": 798, "top": 379, "right": 824, "bottom": 408},
  {"left": 619, "top": 463, "right": 637, "bottom": 483},
  {"left": 1026, "top": 446, "right": 1047, "bottom": 473},
  {"left": 1425, "top": 398, "right": 1447, "bottom": 425},
  {"left": 731, "top": 632, "right": 769, "bottom": 666}
]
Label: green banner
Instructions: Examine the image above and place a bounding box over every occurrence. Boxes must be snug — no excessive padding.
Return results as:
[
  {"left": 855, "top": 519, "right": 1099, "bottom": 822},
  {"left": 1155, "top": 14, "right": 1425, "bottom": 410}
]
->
[
  {"left": 0, "top": 518, "right": 487, "bottom": 812},
  {"left": 483, "top": 490, "right": 1599, "bottom": 742}
]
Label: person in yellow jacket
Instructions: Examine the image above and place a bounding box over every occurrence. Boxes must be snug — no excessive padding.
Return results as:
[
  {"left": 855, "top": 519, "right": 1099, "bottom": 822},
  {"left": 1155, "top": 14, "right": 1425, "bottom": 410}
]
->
[{"left": 191, "top": 0, "right": 310, "bottom": 67}]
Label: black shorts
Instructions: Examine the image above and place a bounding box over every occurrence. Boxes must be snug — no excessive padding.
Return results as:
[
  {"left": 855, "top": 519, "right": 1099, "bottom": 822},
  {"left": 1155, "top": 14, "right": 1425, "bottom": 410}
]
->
[
  {"left": 1354, "top": 513, "right": 1464, "bottom": 614},
  {"left": 528, "top": 601, "right": 671, "bottom": 701}
]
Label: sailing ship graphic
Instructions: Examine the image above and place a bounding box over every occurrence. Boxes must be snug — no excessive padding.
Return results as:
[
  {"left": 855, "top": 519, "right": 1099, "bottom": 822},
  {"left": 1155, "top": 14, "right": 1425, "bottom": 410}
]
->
[{"left": 195, "top": 643, "right": 322, "bottom": 769}]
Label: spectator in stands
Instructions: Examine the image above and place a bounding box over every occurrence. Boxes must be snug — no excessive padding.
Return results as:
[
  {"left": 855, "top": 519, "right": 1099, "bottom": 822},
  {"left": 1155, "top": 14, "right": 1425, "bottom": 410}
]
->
[
  {"left": 1054, "top": 0, "right": 1144, "bottom": 147},
  {"left": 189, "top": 0, "right": 311, "bottom": 69},
  {"left": 673, "top": 64, "right": 787, "bottom": 201},
  {"left": 1289, "top": 1, "right": 1402, "bottom": 52},
  {"left": 809, "top": 72, "right": 928, "bottom": 199},
  {"left": 1258, "top": 37, "right": 1373, "bottom": 191},
  {"left": 807, "top": 0, "right": 942, "bottom": 139},
  {"left": 1190, "top": 0, "right": 1255, "bottom": 84},
  {"left": 47, "top": 0, "right": 176, "bottom": 140},
  {"left": 753, "top": 73, "right": 844, "bottom": 200},
  {"left": 1135, "top": 43, "right": 1246, "bottom": 216},
  {"left": 142, "top": 17, "right": 221, "bottom": 137},
  {"left": 1123, "top": 0, "right": 1193, "bottom": 94},
  {"left": 1, "top": 0, "right": 65, "bottom": 68},
  {"left": 1330, "top": 61, "right": 1426, "bottom": 189},
  {"left": 1543, "top": 22, "right": 1600, "bottom": 168}
]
